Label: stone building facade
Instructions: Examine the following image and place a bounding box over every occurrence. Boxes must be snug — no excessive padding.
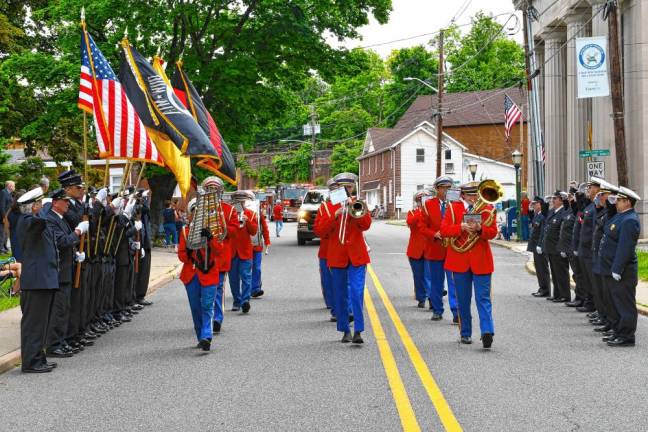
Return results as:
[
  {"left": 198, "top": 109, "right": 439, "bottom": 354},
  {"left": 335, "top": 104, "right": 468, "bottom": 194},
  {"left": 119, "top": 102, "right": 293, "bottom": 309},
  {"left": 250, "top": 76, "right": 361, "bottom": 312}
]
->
[{"left": 514, "top": 0, "right": 648, "bottom": 229}]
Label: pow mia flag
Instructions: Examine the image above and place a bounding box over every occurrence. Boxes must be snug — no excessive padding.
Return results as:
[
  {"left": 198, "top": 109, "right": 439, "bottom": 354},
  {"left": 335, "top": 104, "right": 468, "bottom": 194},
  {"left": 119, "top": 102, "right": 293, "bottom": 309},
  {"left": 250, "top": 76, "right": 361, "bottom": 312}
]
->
[{"left": 118, "top": 40, "right": 219, "bottom": 160}]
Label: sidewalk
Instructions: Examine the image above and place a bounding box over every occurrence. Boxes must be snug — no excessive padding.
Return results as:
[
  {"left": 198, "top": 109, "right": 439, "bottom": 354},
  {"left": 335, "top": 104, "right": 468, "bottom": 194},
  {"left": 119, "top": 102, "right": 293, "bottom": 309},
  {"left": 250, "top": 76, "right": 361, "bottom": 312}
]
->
[
  {"left": 0, "top": 248, "right": 181, "bottom": 374},
  {"left": 491, "top": 239, "right": 648, "bottom": 316}
]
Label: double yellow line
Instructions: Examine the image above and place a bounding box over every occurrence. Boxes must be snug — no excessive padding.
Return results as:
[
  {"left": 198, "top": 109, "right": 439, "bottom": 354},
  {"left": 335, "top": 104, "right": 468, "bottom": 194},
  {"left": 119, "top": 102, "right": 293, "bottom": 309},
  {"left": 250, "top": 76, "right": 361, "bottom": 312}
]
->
[{"left": 365, "top": 264, "right": 462, "bottom": 432}]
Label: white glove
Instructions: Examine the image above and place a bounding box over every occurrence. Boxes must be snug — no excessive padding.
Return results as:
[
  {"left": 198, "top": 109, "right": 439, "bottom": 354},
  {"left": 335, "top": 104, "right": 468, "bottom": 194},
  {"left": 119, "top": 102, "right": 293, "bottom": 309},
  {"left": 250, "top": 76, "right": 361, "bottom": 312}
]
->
[
  {"left": 75, "top": 221, "right": 89, "bottom": 234},
  {"left": 75, "top": 251, "right": 86, "bottom": 263},
  {"left": 134, "top": 220, "right": 143, "bottom": 231},
  {"left": 132, "top": 241, "right": 141, "bottom": 250},
  {"left": 573, "top": 251, "right": 578, "bottom": 257},
  {"left": 612, "top": 272, "right": 621, "bottom": 281},
  {"left": 141, "top": 248, "right": 146, "bottom": 258},
  {"left": 96, "top": 187, "right": 108, "bottom": 205},
  {"left": 560, "top": 252, "right": 567, "bottom": 258},
  {"left": 142, "top": 190, "right": 150, "bottom": 198},
  {"left": 536, "top": 246, "right": 542, "bottom": 254},
  {"left": 124, "top": 198, "right": 136, "bottom": 218},
  {"left": 265, "top": 245, "right": 270, "bottom": 256}
]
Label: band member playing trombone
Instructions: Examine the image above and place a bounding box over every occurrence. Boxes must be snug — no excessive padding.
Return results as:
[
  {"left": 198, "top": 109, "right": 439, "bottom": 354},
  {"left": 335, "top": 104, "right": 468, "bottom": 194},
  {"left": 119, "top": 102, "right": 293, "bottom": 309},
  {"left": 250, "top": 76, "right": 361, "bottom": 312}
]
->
[
  {"left": 178, "top": 198, "right": 225, "bottom": 351},
  {"left": 441, "top": 181, "right": 499, "bottom": 348},
  {"left": 251, "top": 206, "right": 271, "bottom": 298},
  {"left": 407, "top": 190, "right": 431, "bottom": 308},
  {"left": 229, "top": 190, "right": 259, "bottom": 314},
  {"left": 318, "top": 173, "right": 371, "bottom": 344}
]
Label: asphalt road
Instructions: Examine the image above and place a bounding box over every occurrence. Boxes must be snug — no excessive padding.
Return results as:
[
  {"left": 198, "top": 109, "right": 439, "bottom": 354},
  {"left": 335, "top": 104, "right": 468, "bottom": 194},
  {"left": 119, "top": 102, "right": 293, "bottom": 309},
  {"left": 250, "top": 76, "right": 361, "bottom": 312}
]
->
[{"left": 1, "top": 221, "right": 647, "bottom": 431}]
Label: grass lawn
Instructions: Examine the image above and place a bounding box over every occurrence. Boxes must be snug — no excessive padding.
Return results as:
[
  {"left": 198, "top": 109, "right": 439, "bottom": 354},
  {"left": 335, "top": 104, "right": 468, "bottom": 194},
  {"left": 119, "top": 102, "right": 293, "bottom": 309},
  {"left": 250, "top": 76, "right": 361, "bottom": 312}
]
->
[
  {"left": 0, "top": 295, "right": 19, "bottom": 313},
  {"left": 638, "top": 250, "right": 648, "bottom": 282}
]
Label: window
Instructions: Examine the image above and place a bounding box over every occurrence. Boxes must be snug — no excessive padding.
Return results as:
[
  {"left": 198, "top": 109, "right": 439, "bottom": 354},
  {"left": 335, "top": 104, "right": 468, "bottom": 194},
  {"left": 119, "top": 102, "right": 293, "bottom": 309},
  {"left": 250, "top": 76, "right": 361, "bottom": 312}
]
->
[
  {"left": 416, "top": 148, "right": 425, "bottom": 163},
  {"left": 109, "top": 167, "right": 124, "bottom": 194},
  {"left": 445, "top": 163, "right": 455, "bottom": 174},
  {"left": 445, "top": 149, "right": 452, "bottom": 160}
]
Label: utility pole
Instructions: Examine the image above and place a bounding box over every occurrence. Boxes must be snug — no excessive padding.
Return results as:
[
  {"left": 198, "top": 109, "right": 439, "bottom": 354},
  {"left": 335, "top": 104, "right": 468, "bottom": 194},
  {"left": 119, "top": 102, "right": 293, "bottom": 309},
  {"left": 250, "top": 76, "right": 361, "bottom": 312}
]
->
[
  {"left": 605, "top": 1, "right": 628, "bottom": 186},
  {"left": 435, "top": 30, "right": 444, "bottom": 178},
  {"left": 309, "top": 105, "right": 318, "bottom": 183}
]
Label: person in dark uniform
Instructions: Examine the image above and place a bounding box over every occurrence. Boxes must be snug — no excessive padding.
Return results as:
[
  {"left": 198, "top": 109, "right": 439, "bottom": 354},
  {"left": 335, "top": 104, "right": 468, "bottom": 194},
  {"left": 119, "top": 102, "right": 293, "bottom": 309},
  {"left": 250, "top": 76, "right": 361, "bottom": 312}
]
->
[
  {"left": 541, "top": 191, "right": 570, "bottom": 302},
  {"left": 529, "top": 196, "right": 550, "bottom": 297},
  {"left": 576, "top": 178, "right": 601, "bottom": 314},
  {"left": 16, "top": 188, "right": 58, "bottom": 373},
  {"left": 599, "top": 187, "right": 641, "bottom": 347},
  {"left": 45, "top": 189, "right": 88, "bottom": 358},
  {"left": 566, "top": 183, "right": 588, "bottom": 307},
  {"left": 590, "top": 181, "right": 619, "bottom": 330},
  {"left": 134, "top": 189, "right": 153, "bottom": 307},
  {"left": 112, "top": 199, "right": 139, "bottom": 323},
  {"left": 560, "top": 188, "right": 583, "bottom": 307}
]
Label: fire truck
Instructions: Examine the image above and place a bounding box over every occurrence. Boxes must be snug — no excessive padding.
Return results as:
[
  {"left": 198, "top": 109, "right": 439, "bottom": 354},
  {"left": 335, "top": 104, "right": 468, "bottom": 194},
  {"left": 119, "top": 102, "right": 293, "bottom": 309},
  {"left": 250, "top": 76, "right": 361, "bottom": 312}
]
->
[{"left": 274, "top": 184, "right": 310, "bottom": 221}]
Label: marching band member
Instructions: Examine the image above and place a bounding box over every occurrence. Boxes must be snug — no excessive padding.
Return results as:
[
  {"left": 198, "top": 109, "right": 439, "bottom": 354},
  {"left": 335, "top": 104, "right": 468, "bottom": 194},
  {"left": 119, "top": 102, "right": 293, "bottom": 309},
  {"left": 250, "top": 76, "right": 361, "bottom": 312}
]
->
[
  {"left": 440, "top": 181, "right": 498, "bottom": 348},
  {"left": 600, "top": 187, "right": 641, "bottom": 347},
  {"left": 229, "top": 190, "right": 259, "bottom": 314},
  {"left": 210, "top": 178, "right": 239, "bottom": 333},
  {"left": 178, "top": 198, "right": 224, "bottom": 351},
  {"left": 251, "top": 207, "right": 271, "bottom": 298},
  {"left": 318, "top": 173, "right": 371, "bottom": 344},
  {"left": 420, "top": 176, "right": 457, "bottom": 322},
  {"left": 407, "top": 190, "right": 430, "bottom": 308}
]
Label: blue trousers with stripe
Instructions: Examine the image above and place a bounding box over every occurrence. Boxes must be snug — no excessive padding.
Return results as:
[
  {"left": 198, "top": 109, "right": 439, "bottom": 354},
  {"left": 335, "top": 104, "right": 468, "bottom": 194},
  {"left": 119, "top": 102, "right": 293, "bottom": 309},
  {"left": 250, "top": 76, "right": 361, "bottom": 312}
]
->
[
  {"left": 213, "top": 271, "right": 226, "bottom": 324},
  {"left": 229, "top": 256, "right": 252, "bottom": 307},
  {"left": 320, "top": 258, "right": 334, "bottom": 310},
  {"left": 331, "top": 265, "right": 366, "bottom": 333},
  {"left": 252, "top": 251, "right": 263, "bottom": 295},
  {"left": 446, "top": 270, "right": 458, "bottom": 319},
  {"left": 426, "top": 259, "right": 446, "bottom": 315},
  {"left": 409, "top": 257, "right": 428, "bottom": 302},
  {"left": 452, "top": 271, "right": 494, "bottom": 338},
  {"left": 184, "top": 275, "right": 216, "bottom": 342}
]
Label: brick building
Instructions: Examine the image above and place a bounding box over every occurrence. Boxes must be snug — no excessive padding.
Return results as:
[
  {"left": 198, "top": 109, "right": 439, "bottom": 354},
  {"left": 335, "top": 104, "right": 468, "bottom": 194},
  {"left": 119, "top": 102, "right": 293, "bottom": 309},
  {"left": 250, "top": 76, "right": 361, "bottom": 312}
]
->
[{"left": 358, "top": 87, "right": 526, "bottom": 218}]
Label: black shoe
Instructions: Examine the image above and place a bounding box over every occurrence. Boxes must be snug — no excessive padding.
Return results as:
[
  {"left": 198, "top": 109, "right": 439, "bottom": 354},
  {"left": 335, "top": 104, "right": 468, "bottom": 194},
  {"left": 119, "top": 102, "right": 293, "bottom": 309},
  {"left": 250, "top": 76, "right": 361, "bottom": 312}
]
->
[
  {"left": 349, "top": 315, "right": 354, "bottom": 323},
  {"left": 452, "top": 316, "right": 459, "bottom": 325},
  {"left": 481, "top": 333, "right": 493, "bottom": 349},
  {"left": 545, "top": 297, "right": 557, "bottom": 301},
  {"left": 63, "top": 344, "right": 79, "bottom": 354},
  {"left": 602, "top": 334, "right": 617, "bottom": 342},
  {"left": 131, "top": 304, "right": 144, "bottom": 311},
  {"left": 586, "top": 311, "right": 599, "bottom": 319},
  {"left": 79, "top": 338, "right": 94, "bottom": 347},
  {"left": 352, "top": 332, "right": 364, "bottom": 344},
  {"left": 242, "top": 302, "right": 251, "bottom": 313},
  {"left": 231, "top": 306, "right": 240, "bottom": 312},
  {"left": 552, "top": 297, "right": 568, "bottom": 303},
  {"left": 602, "top": 329, "right": 616, "bottom": 337},
  {"left": 120, "top": 315, "right": 132, "bottom": 323},
  {"left": 566, "top": 300, "right": 583, "bottom": 307},
  {"left": 84, "top": 331, "right": 97, "bottom": 339},
  {"left": 47, "top": 348, "right": 73, "bottom": 358},
  {"left": 594, "top": 325, "right": 612, "bottom": 333},
  {"left": 341, "top": 331, "right": 352, "bottom": 343},
  {"left": 577, "top": 305, "right": 596, "bottom": 313},
  {"left": 137, "top": 300, "right": 153, "bottom": 306},
  {"left": 532, "top": 291, "right": 550, "bottom": 297},
  {"left": 431, "top": 313, "right": 443, "bottom": 321},
  {"left": 199, "top": 339, "right": 211, "bottom": 351},
  {"left": 251, "top": 290, "right": 264, "bottom": 298},
  {"left": 22, "top": 364, "right": 53, "bottom": 373},
  {"left": 45, "top": 362, "right": 57, "bottom": 369},
  {"left": 591, "top": 319, "right": 607, "bottom": 326},
  {"left": 607, "top": 337, "right": 635, "bottom": 347},
  {"left": 330, "top": 316, "right": 337, "bottom": 322},
  {"left": 460, "top": 336, "right": 472, "bottom": 344},
  {"left": 213, "top": 321, "right": 221, "bottom": 333},
  {"left": 417, "top": 301, "right": 425, "bottom": 309}
]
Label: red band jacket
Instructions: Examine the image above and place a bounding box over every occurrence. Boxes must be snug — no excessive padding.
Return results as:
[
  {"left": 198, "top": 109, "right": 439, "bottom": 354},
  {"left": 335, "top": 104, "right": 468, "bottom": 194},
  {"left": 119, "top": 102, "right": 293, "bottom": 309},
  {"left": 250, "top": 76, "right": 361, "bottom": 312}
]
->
[
  {"left": 317, "top": 200, "right": 371, "bottom": 268},
  {"left": 230, "top": 208, "right": 259, "bottom": 260},
  {"left": 178, "top": 226, "right": 224, "bottom": 286}
]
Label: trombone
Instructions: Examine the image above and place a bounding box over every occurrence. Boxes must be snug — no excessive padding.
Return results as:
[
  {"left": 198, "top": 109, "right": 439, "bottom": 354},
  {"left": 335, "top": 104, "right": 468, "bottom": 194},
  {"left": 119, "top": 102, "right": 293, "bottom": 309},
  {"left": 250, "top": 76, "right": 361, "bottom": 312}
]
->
[{"left": 338, "top": 182, "right": 368, "bottom": 243}]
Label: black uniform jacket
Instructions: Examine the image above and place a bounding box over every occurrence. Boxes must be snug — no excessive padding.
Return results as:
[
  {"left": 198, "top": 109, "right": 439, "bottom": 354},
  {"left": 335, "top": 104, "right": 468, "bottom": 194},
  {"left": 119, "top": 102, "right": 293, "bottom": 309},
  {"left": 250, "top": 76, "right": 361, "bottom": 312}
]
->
[
  {"left": 542, "top": 207, "right": 565, "bottom": 255},
  {"left": 527, "top": 211, "right": 545, "bottom": 252},
  {"left": 16, "top": 213, "right": 60, "bottom": 290},
  {"left": 45, "top": 209, "right": 80, "bottom": 284},
  {"left": 599, "top": 209, "right": 640, "bottom": 277}
]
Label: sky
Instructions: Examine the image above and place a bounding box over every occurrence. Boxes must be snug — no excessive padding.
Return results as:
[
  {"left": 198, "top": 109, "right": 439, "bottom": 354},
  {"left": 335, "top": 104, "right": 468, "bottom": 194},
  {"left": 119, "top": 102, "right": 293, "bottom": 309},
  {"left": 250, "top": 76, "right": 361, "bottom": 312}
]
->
[{"left": 329, "top": 0, "right": 522, "bottom": 58}]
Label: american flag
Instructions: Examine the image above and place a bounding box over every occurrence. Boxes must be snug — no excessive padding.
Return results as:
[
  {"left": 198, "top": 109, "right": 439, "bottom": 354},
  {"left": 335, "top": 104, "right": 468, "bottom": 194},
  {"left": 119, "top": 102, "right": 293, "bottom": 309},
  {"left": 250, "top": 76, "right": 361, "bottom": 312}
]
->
[
  {"left": 78, "top": 26, "right": 163, "bottom": 165},
  {"left": 504, "top": 94, "right": 522, "bottom": 140}
]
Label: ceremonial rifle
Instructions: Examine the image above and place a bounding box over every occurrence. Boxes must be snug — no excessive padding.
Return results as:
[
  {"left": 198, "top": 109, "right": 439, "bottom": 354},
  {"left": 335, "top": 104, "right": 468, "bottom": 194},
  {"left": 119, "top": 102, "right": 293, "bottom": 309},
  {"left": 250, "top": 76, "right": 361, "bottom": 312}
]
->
[{"left": 74, "top": 194, "right": 91, "bottom": 289}]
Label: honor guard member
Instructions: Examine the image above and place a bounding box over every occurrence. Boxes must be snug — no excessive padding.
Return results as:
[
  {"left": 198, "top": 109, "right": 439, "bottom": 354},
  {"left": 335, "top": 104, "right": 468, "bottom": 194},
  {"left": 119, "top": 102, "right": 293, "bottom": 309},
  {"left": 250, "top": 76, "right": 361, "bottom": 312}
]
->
[
  {"left": 229, "top": 190, "right": 259, "bottom": 313},
  {"left": 134, "top": 189, "right": 153, "bottom": 307},
  {"left": 209, "top": 178, "right": 239, "bottom": 333},
  {"left": 599, "top": 187, "right": 641, "bottom": 347},
  {"left": 406, "top": 190, "right": 431, "bottom": 308},
  {"left": 529, "top": 196, "right": 551, "bottom": 297},
  {"left": 314, "top": 179, "right": 338, "bottom": 318},
  {"left": 576, "top": 178, "right": 601, "bottom": 313},
  {"left": 16, "top": 188, "right": 59, "bottom": 372},
  {"left": 45, "top": 189, "right": 89, "bottom": 358},
  {"left": 251, "top": 204, "right": 271, "bottom": 298},
  {"left": 559, "top": 188, "right": 583, "bottom": 307},
  {"left": 440, "top": 181, "right": 498, "bottom": 348},
  {"left": 420, "top": 176, "right": 457, "bottom": 322},
  {"left": 178, "top": 198, "right": 224, "bottom": 351},
  {"left": 590, "top": 180, "right": 619, "bottom": 329},
  {"left": 566, "top": 184, "right": 589, "bottom": 307},
  {"left": 318, "top": 172, "right": 371, "bottom": 344},
  {"left": 112, "top": 196, "right": 139, "bottom": 324},
  {"left": 541, "top": 191, "right": 571, "bottom": 303}
]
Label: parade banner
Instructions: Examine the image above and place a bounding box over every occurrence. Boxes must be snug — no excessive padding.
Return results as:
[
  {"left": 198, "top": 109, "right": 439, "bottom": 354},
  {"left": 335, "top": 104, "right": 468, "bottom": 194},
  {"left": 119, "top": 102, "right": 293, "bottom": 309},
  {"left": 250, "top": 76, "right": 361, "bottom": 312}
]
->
[{"left": 576, "top": 36, "right": 610, "bottom": 98}]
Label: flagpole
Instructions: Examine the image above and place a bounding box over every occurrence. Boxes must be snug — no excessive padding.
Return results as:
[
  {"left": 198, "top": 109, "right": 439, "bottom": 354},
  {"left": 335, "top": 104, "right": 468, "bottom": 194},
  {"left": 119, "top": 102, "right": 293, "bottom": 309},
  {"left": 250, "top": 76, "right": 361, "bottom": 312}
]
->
[
  {"left": 136, "top": 162, "right": 147, "bottom": 187},
  {"left": 83, "top": 111, "right": 88, "bottom": 181}
]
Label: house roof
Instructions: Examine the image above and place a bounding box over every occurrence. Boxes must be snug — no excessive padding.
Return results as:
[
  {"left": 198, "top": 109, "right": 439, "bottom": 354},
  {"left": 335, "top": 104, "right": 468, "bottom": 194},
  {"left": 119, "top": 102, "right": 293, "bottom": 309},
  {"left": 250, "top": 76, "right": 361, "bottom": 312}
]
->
[
  {"left": 394, "top": 87, "right": 527, "bottom": 129},
  {"left": 365, "top": 127, "right": 411, "bottom": 154},
  {"left": 362, "top": 180, "right": 381, "bottom": 191}
]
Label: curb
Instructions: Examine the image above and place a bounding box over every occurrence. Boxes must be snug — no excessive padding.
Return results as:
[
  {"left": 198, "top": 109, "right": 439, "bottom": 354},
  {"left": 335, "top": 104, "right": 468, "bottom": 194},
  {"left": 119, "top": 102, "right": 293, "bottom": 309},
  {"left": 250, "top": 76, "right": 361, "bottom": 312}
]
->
[
  {"left": 0, "top": 263, "right": 181, "bottom": 376},
  {"left": 492, "top": 242, "right": 648, "bottom": 318},
  {"left": 385, "top": 220, "right": 406, "bottom": 226}
]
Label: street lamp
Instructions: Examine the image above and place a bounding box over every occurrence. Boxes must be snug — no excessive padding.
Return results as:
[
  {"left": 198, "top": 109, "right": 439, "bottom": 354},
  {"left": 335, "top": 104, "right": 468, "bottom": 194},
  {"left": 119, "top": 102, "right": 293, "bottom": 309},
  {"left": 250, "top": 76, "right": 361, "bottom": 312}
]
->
[
  {"left": 512, "top": 150, "right": 523, "bottom": 241},
  {"left": 403, "top": 77, "right": 439, "bottom": 93},
  {"left": 468, "top": 162, "right": 478, "bottom": 181}
]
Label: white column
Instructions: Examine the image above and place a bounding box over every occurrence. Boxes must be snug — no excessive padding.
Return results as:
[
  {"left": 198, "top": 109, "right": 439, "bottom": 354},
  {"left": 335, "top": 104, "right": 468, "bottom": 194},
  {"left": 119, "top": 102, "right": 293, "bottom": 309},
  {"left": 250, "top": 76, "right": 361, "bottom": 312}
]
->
[
  {"left": 543, "top": 31, "right": 567, "bottom": 193},
  {"left": 565, "top": 13, "right": 591, "bottom": 184}
]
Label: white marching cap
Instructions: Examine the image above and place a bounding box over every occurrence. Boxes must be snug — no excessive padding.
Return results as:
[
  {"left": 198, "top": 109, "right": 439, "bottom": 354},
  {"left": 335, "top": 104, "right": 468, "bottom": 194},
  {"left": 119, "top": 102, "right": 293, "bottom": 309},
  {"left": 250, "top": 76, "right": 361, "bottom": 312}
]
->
[
  {"left": 17, "top": 187, "right": 44, "bottom": 204},
  {"left": 617, "top": 186, "right": 641, "bottom": 202}
]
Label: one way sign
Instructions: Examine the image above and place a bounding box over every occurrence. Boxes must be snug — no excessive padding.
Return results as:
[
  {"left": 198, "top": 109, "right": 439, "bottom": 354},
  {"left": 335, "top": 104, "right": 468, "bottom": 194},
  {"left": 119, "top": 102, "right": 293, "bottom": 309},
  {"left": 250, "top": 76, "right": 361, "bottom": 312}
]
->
[{"left": 587, "top": 161, "right": 605, "bottom": 178}]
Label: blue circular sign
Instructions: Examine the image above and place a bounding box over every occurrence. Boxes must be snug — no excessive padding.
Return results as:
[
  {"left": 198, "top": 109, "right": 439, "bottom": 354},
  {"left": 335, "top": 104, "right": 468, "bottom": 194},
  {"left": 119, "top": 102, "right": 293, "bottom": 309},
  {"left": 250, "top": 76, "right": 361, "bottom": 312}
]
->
[{"left": 578, "top": 44, "right": 605, "bottom": 70}]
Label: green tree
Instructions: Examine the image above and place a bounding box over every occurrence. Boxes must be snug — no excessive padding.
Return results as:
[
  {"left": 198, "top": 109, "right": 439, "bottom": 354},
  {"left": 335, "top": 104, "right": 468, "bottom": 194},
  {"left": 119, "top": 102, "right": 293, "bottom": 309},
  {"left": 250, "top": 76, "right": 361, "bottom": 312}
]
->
[
  {"left": 444, "top": 12, "right": 525, "bottom": 92},
  {"left": 16, "top": 157, "right": 45, "bottom": 190},
  {"left": 273, "top": 142, "right": 311, "bottom": 183},
  {"left": 330, "top": 141, "right": 362, "bottom": 175}
]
